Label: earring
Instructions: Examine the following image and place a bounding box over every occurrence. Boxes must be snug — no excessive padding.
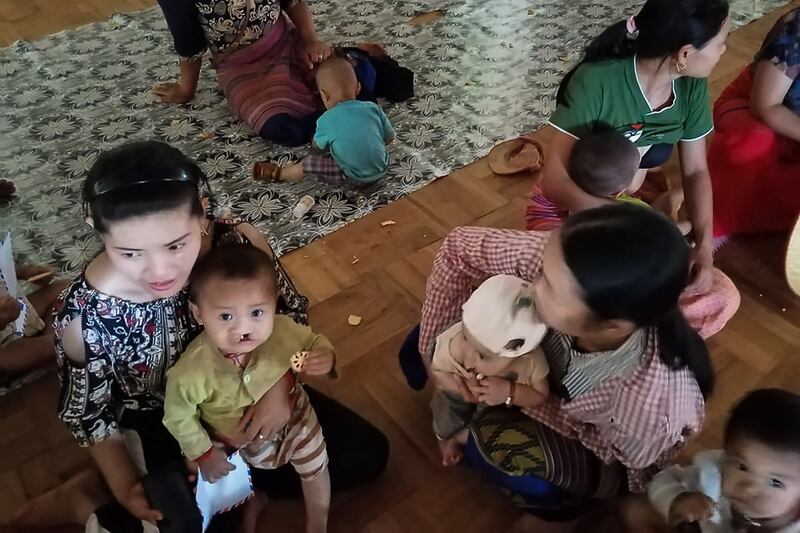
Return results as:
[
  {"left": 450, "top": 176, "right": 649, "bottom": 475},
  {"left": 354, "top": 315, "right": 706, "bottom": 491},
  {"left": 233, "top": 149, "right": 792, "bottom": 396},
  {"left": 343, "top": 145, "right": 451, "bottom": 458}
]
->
[
  {"left": 676, "top": 61, "right": 687, "bottom": 73},
  {"left": 200, "top": 220, "right": 209, "bottom": 237}
]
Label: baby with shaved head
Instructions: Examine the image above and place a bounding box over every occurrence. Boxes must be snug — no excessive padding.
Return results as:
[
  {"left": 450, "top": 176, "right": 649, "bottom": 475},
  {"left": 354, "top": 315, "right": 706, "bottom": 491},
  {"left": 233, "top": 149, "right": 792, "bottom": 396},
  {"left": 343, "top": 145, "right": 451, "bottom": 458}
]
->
[{"left": 252, "top": 55, "right": 396, "bottom": 188}]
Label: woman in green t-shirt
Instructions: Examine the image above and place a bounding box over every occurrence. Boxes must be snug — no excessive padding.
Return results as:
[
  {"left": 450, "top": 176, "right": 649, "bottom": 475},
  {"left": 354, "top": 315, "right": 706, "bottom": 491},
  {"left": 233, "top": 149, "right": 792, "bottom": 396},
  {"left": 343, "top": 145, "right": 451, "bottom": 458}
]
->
[{"left": 534, "top": 0, "right": 730, "bottom": 296}]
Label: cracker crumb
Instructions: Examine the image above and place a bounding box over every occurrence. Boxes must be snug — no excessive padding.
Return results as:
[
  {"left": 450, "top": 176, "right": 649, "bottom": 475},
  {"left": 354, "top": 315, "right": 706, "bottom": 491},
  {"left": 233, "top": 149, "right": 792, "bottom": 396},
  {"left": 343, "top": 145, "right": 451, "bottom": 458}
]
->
[{"left": 348, "top": 315, "right": 362, "bottom": 326}]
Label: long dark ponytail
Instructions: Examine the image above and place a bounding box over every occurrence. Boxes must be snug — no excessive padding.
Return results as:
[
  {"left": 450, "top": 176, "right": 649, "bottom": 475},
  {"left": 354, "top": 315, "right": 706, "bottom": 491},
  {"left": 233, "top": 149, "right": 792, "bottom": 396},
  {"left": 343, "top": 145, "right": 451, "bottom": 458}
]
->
[
  {"left": 560, "top": 204, "right": 714, "bottom": 397},
  {"left": 556, "top": 0, "right": 729, "bottom": 106}
]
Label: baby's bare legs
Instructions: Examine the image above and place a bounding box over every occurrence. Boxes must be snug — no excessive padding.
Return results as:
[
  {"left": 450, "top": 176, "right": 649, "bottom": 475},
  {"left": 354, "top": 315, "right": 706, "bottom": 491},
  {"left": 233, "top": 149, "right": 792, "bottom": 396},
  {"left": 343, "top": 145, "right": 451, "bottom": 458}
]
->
[
  {"left": 301, "top": 467, "right": 330, "bottom": 533},
  {"left": 437, "top": 428, "right": 469, "bottom": 467}
]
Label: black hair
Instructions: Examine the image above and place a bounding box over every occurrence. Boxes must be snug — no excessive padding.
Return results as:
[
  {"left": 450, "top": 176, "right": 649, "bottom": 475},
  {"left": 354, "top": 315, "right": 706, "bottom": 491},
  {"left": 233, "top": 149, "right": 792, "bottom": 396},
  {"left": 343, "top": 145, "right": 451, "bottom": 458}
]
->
[
  {"left": 190, "top": 243, "right": 278, "bottom": 303},
  {"left": 83, "top": 140, "right": 207, "bottom": 234},
  {"left": 725, "top": 389, "right": 800, "bottom": 452},
  {"left": 556, "top": 0, "right": 729, "bottom": 106},
  {"left": 568, "top": 130, "right": 640, "bottom": 197},
  {"left": 561, "top": 204, "right": 713, "bottom": 397}
]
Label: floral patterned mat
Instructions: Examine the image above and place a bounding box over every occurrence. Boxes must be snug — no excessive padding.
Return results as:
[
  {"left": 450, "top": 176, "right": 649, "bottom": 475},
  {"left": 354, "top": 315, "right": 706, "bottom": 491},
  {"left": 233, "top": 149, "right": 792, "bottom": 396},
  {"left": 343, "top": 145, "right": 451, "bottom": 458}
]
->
[{"left": 0, "top": 0, "right": 790, "bottom": 278}]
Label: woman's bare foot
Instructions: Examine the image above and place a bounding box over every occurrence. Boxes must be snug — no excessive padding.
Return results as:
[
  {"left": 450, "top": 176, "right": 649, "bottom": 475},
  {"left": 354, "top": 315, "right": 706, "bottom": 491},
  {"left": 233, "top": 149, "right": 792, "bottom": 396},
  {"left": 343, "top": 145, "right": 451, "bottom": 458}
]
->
[{"left": 8, "top": 469, "right": 110, "bottom": 528}]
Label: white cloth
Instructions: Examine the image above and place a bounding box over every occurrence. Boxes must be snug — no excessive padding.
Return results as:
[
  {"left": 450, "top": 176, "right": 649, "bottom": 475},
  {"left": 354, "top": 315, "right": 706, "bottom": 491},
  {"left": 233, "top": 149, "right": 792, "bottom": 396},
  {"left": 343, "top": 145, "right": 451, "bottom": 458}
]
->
[{"left": 460, "top": 274, "right": 547, "bottom": 358}]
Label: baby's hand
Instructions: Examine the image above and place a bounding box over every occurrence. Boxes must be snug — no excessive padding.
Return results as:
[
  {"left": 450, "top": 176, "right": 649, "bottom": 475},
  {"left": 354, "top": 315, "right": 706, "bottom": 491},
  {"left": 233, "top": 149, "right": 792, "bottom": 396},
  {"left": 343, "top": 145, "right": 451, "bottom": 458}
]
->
[
  {"left": 197, "top": 447, "right": 235, "bottom": 483},
  {"left": 300, "top": 347, "right": 335, "bottom": 376},
  {"left": 475, "top": 376, "right": 512, "bottom": 406},
  {"left": 668, "top": 491, "right": 715, "bottom": 526}
]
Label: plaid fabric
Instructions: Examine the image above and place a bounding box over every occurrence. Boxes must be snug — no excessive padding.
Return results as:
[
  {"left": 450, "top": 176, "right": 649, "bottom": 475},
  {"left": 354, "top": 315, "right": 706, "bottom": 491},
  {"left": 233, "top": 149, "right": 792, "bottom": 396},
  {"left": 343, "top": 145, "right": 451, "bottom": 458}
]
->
[
  {"left": 471, "top": 407, "right": 624, "bottom": 499},
  {"left": 302, "top": 152, "right": 351, "bottom": 186},
  {"left": 419, "top": 227, "right": 740, "bottom": 492}
]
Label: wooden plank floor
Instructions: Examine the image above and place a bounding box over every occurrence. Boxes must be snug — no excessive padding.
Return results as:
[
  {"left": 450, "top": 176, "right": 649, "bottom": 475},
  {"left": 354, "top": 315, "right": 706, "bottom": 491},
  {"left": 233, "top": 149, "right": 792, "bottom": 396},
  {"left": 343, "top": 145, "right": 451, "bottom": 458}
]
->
[{"left": 1, "top": 1, "right": 799, "bottom": 531}]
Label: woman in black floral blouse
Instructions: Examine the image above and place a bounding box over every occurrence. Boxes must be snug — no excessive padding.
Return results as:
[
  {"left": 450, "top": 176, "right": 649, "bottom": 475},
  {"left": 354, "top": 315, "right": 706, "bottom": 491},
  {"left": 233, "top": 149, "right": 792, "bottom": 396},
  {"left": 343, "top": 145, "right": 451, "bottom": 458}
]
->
[
  {"left": 12, "top": 141, "right": 388, "bottom": 532},
  {"left": 152, "top": 0, "right": 332, "bottom": 146}
]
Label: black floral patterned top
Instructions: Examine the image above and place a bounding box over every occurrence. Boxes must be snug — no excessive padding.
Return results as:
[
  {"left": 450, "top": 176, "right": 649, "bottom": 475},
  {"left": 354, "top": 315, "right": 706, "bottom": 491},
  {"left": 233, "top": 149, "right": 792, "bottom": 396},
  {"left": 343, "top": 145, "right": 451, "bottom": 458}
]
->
[
  {"left": 157, "top": 0, "right": 299, "bottom": 59},
  {"left": 55, "top": 219, "right": 309, "bottom": 446},
  {"left": 752, "top": 7, "right": 800, "bottom": 113}
]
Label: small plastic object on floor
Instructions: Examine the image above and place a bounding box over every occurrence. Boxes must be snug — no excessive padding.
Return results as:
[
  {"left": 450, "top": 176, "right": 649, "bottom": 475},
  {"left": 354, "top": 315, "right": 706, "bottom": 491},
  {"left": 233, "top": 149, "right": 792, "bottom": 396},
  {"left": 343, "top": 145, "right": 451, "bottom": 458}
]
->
[{"left": 292, "top": 195, "right": 315, "bottom": 220}]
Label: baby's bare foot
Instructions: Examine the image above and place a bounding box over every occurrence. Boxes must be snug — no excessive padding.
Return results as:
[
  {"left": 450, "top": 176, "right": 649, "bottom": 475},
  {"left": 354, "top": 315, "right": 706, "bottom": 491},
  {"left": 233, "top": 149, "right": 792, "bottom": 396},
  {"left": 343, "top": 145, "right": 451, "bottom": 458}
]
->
[{"left": 437, "top": 437, "right": 464, "bottom": 467}]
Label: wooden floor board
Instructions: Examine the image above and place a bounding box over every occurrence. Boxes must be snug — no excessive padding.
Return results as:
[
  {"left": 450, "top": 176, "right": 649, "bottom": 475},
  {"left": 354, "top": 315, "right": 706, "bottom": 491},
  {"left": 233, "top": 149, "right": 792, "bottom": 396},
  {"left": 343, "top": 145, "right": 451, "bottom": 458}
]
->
[{"left": 1, "top": 1, "right": 800, "bottom": 531}]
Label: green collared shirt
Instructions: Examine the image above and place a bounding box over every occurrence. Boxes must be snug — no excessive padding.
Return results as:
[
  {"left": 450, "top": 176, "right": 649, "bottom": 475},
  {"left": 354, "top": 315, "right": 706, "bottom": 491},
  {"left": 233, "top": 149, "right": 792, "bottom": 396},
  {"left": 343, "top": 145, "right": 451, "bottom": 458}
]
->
[{"left": 163, "top": 315, "right": 334, "bottom": 459}]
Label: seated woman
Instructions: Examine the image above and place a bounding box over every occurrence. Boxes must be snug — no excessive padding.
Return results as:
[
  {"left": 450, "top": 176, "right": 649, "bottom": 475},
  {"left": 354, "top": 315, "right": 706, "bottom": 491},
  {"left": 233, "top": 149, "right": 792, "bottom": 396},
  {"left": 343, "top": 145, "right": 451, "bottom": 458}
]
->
[
  {"left": 412, "top": 205, "right": 740, "bottom": 531},
  {"left": 529, "top": 0, "right": 730, "bottom": 295},
  {"left": 709, "top": 7, "right": 800, "bottom": 239},
  {"left": 10, "top": 141, "right": 388, "bottom": 531},
  {"left": 153, "top": 0, "right": 332, "bottom": 146}
]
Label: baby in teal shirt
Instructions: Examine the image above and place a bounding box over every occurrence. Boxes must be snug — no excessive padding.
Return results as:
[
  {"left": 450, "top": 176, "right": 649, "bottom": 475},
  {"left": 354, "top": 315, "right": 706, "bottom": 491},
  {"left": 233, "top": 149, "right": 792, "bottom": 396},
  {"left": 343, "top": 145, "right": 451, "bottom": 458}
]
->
[{"left": 252, "top": 56, "right": 395, "bottom": 187}]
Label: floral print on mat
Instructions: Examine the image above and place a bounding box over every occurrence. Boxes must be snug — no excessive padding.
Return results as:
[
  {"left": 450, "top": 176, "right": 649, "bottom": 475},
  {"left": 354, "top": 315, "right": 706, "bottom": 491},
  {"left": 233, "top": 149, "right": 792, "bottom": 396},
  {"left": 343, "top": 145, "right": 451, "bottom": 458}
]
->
[{"left": 0, "top": 0, "right": 791, "bottom": 281}]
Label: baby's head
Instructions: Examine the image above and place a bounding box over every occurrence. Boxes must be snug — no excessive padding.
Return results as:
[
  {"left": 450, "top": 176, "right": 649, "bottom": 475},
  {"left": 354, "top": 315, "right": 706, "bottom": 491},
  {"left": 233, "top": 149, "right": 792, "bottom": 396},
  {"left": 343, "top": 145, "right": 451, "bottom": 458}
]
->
[
  {"left": 315, "top": 56, "right": 360, "bottom": 110},
  {"left": 459, "top": 274, "right": 547, "bottom": 360},
  {"left": 189, "top": 243, "right": 279, "bottom": 355},
  {"left": 568, "top": 130, "right": 640, "bottom": 198},
  {"left": 722, "top": 388, "right": 800, "bottom": 521}
]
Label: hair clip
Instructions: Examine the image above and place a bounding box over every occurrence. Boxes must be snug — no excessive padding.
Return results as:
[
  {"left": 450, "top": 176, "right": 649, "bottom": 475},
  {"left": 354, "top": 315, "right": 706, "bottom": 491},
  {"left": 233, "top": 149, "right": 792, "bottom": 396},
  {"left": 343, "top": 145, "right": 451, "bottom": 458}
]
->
[
  {"left": 625, "top": 15, "right": 639, "bottom": 40},
  {"left": 90, "top": 168, "right": 196, "bottom": 199}
]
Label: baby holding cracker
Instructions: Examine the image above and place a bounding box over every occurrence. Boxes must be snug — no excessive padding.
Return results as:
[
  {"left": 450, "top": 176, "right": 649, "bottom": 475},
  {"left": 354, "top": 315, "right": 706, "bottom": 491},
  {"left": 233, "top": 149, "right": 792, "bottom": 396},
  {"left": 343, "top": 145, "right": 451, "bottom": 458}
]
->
[
  {"left": 430, "top": 274, "right": 550, "bottom": 466},
  {"left": 163, "top": 243, "right": 336, "bottom": 533}
]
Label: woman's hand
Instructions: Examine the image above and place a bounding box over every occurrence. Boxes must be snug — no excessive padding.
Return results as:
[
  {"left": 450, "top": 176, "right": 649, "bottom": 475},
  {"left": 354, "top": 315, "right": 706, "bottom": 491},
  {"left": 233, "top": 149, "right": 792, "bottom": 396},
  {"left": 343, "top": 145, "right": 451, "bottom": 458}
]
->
[
  {"left": 197, "top": 447, "right": 235, "bottom": 483},
  {"left": 300, "top": 39, "right": 332, "bottom": 70},
  {"left": 235, "top": 373, "right": 292, "bottom": 444},
  {"left": 123, "top": 481, "right": 164, "bottom": 522},
  {"left": 152, "top": 82, "right": 194, "bottom": 104},
  {"left": 475, "top": 376, "right": 512, "bottom": 406},
  {"left": 686, "top": 245, "right": 714, "bottom": 295},
  {"left": 0, "top": 296, "right": 20, "bottom": 329},
  {"left": 300, "top": 347, "right": 335, "bottom": 376}
]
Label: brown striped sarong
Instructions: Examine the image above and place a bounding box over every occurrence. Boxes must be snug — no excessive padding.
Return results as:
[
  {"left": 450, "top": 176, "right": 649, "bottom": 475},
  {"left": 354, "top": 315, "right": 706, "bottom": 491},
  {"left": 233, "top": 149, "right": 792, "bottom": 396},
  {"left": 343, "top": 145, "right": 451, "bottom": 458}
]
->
[
  {"left": 214, "top": 15, "right": 321, "bottom": 134},
  {"left": 242, "top": 385, "right": 328, "bottom": 480}
]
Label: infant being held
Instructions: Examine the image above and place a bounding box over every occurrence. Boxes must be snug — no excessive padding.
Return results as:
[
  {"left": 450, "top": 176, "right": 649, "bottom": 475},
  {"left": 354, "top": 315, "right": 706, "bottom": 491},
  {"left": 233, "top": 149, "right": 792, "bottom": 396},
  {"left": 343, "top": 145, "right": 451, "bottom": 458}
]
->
[{"left": 430, "top": 274, "right": 550, "bottom": 466}]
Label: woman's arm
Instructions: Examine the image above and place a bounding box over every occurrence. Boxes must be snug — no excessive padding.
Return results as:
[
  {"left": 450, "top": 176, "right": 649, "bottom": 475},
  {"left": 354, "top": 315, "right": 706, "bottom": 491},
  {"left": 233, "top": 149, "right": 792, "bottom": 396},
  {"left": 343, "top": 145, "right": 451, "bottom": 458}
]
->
[
  {"left": 153, "top": 0, "right": 207, "bottom": 103},
  {"left": 540, "top": 131, "right": 613, "bottom": 212},
  {"left": 418, "top": 227, "right": 549, "bottom": 358},
  {"left": 284, "top": 1, "right": 332, "bottom": 69},
  {"left": 59, "top": 320, "right": 162, "bottom": 521},
  {"left": 677, "top": 139, "right": 714, "bottom": 294},
  {"left": 751, "top": 60, "right": 800, "bottom": 142}
]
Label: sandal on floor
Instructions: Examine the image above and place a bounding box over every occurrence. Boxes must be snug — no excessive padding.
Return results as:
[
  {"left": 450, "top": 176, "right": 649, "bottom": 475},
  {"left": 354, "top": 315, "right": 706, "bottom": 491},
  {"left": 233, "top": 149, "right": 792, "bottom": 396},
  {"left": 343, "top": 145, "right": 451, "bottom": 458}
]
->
[
  {"left": 251, "top": 161, "right": 281, "bottom": 182},
  {"left": 0, "top": 179, "right": 15, "bottom": 201},
  {"left": 487, "top": 135, "right": 544, "bottom": 176}
]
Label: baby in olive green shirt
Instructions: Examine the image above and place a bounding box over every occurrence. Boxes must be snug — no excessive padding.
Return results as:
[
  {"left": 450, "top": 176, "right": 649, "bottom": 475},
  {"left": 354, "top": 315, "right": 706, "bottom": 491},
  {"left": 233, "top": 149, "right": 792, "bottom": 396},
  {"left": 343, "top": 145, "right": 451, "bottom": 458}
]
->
[{"left": 163, "top": 243, "right": 335, "bottom": 533}]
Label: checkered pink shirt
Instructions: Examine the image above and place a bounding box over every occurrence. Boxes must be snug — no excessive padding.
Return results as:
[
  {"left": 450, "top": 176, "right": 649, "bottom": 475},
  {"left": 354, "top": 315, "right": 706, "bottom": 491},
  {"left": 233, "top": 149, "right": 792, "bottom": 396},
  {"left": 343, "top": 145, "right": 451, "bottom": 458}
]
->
[{"left": 419, "top": 227, "right": 728, "bottom": 492}]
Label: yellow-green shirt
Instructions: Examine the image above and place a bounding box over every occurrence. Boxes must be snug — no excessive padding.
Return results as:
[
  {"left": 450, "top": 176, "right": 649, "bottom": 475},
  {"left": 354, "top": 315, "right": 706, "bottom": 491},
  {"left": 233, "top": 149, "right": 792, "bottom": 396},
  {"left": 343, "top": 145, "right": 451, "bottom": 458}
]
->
[{"left": 163, "top": 315, "right": 334, "bottom": 460}]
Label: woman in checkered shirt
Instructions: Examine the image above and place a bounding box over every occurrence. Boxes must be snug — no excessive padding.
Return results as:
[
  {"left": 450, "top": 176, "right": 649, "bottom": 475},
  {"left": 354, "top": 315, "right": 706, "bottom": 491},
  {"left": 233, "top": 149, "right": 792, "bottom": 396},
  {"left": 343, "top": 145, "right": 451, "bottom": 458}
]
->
[{"left": 400, "top": 203, "right": 739, "bottom": 529}]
